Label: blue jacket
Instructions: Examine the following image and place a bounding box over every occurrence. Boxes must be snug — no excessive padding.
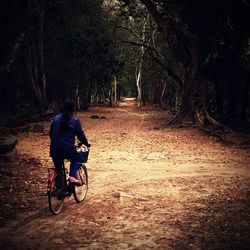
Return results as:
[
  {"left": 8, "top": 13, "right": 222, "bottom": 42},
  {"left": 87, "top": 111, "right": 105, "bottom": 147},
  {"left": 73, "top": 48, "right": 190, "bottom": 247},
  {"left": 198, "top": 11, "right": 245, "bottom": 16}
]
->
[{"left": 49, "top": 114, "right": 89, "bottom": 159}]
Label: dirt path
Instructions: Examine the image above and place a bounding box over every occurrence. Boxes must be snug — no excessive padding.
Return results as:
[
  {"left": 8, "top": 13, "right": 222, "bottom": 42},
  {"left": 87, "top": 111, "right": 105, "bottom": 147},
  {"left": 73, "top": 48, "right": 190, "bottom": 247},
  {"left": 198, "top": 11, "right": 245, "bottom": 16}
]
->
[{"left": 0, "top": 98, "right": 249, "bottom": 249}]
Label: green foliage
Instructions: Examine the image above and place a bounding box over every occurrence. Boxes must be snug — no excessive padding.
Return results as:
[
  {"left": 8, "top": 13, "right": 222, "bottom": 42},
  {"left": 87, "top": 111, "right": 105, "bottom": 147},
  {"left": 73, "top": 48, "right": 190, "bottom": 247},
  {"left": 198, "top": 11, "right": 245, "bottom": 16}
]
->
[
  {"left": 45, "top": 0, "right": 122, "bottom": 106},
  {"left": 113, "top": 0, "right": 179, "bottom": 101},
  {"left": 129, "top": 0, "right": 250, "bottom": 120},
  {"left": 0, "top": 0, "right": 248, "bottom": 121}
]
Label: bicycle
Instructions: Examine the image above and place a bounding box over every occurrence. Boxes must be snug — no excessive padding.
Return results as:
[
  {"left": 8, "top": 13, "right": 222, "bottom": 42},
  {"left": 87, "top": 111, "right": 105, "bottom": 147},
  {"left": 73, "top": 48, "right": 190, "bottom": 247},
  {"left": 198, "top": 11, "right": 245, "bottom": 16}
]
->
[{"left": 47, "top": 146, "right": 89, "bottom": 215}]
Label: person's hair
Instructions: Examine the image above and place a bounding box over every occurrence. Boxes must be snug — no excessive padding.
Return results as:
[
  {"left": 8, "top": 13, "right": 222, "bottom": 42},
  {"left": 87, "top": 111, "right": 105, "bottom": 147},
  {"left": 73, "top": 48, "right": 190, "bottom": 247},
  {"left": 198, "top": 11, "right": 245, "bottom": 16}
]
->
[{"left": 59, "top": 100, "right": 75, "bottom": 134}]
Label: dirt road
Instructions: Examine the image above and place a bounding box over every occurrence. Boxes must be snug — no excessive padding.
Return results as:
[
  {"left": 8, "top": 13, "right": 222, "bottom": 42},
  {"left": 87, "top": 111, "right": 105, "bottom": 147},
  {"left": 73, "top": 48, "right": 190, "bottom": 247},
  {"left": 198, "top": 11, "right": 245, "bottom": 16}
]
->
[{"left": 0, "top": 98, "right": 249, "bottom": 249}]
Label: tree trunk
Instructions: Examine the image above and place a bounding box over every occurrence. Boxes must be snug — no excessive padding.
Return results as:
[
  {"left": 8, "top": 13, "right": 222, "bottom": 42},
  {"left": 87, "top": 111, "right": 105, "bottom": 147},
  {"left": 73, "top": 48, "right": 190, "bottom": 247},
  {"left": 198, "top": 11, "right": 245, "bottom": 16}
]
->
[
  {"left": 140, "top": 0, "right": 224, "bottom": 128},
  {"left": 75, "top": 83, "right": 80, "bottom": 110},
  {"left": 240, "top": 70, "right": 250, "bottom": 122},
  {"left": 214, "top": 80, "right": 224, "bottom": 116},
  {"left": 136, "top": 19, "right": 147, "bottom": 108},
  {"left": 87, "top": 83, "right": 92, "bottom": 107},
  {"left": 0, "top": 32, "right": 25, "bottom": 82},
  {"left": 26, "top": 37, "right": 42, "bottom": 110},
  {"left": 36, "top": 7, "right": 48, "bottom": 108},
  {"left": 170, "top": 45, "right": 223, "bottom": 128},
  {"left": 160, "top": 80, "right": 167, "bottom": 109},
  {"left": 0, "top": 2, "right": 27, "bottom": 82},
  {"left": 174, "top": 42, "right": 202, "bottom": 120},
  {"left": 114, "top": 76, "right": 117, "bottom": 102},
  {"left": 109, "top": 87, "right": 113, "bottom": 107},
  {"left": 136, "top": 66, "right": 143, "bottom": 107},
  {"left": 26, "top": 3, "right": 48, "bottom": 112}
]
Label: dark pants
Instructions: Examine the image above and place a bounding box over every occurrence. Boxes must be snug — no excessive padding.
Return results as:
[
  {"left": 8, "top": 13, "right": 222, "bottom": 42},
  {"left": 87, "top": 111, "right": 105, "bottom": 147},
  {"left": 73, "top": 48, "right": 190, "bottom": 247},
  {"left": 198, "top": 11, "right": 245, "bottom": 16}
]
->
[{"left": 52, "top": 153, "right": 79, "bottom": 178}]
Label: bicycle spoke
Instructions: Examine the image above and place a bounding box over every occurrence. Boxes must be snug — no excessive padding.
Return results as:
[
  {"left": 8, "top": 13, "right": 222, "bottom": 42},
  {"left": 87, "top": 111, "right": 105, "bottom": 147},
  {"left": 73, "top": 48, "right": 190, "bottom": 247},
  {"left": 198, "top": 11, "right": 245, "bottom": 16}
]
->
[
  {"left": 48, "top": 174, "right": 64, "bottom": 215},
  {"left": 73, "top": 165, "right": 88, "bottom": 203}
]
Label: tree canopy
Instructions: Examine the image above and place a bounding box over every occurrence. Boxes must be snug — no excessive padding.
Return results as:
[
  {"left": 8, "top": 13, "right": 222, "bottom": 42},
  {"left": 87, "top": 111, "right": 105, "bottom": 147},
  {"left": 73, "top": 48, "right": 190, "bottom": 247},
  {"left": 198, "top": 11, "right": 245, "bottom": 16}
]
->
[{"left": 0, "top": 0, "right": 249, "bottom": 126}]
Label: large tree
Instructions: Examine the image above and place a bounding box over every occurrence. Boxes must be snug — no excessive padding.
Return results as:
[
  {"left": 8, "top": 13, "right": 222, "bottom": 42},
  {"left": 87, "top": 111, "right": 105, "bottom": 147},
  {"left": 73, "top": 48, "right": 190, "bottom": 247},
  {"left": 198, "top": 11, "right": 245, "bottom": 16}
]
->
[
  {"left": 26, "top": 0, "right": 48, "bottom": 111},
  {"left": 0, "top": 0, "right": 121, "bottom": 115},
  {"left": 0, "top": 0, "right": 48, "bottom": 113},
  {"left": 122, "top": 0, "right": 250, "bottom": 126},
  {"left": 45, "top": 0, "right": 121, "bottom": 109}
]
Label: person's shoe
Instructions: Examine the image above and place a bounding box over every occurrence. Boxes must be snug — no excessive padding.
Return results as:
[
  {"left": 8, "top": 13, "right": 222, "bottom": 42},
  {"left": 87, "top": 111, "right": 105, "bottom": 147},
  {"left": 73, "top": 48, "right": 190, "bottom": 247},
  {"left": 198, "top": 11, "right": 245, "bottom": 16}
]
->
[{"left": 69, "top": 176, "right": 81, "bottom": 185}]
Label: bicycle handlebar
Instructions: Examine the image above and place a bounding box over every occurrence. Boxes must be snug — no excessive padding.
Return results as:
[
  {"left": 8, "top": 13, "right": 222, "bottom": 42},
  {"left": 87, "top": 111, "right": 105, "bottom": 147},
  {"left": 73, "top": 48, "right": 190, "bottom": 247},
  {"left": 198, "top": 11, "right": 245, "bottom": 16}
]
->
[
  {"left": 76, "top": 142, "right": 91, "bottom": 148},
  {"left": 75, "top": 145, "right": 90, "bottom": 152}
]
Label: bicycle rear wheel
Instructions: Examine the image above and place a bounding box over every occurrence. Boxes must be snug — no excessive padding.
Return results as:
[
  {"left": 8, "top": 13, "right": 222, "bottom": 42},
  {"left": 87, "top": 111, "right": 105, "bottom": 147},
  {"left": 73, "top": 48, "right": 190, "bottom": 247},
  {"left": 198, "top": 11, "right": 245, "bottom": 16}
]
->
[
  {"left": 48, "top": 173, "right": 64, "bottom": 214},
  {"left": 73, "top": 164, "right": 88, "bottom": 203}
]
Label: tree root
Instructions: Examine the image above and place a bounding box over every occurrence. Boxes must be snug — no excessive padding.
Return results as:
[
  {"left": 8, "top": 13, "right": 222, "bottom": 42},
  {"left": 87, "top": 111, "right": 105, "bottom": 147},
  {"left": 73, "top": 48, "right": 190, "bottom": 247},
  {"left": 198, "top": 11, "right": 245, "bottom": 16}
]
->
[
  {"left": 168, "top": 109, "right": 233, "bottom": 135},
  {"left": 168, "top": 110, "right": 238, "bottom": 145},
  {"left": 167, "top": 111, "right": 196, "bottom": 127}
]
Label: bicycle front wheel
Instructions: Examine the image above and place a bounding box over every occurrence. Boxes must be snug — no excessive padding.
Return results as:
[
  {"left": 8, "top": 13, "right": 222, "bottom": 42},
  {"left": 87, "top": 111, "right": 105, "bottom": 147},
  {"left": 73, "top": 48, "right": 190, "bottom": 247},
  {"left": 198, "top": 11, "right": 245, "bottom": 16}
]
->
[
  {"left": 48, "top": 173, "right": 64, "bottom": 215},
  {"left": 73, "top": 164, "right": 88, "bottom": 203}
]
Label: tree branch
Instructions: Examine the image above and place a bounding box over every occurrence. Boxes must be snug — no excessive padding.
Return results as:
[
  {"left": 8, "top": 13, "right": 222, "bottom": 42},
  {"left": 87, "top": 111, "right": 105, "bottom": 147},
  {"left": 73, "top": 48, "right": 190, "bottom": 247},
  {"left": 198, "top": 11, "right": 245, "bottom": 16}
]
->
[
  {"left": 122, "top": 40, "right": 183, "bottom": 90},
  {"left": 115, "top": 25, "right": 142, "bottom": 41},
  {"left": 139, "top": 0, "right": 195, "bottom": 63}
]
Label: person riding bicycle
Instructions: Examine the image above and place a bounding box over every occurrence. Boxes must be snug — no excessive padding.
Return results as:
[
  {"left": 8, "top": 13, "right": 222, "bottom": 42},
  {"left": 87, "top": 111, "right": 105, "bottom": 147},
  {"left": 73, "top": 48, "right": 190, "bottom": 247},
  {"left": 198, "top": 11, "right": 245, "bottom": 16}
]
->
[{"left": 49, "top": 100, "right": 90, "bottom": 185}]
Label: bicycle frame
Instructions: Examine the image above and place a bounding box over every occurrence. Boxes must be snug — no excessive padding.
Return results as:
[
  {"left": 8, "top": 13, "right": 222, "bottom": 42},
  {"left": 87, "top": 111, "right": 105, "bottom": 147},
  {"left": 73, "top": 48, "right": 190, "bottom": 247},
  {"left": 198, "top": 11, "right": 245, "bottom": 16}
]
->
[
  {"left": 47, "top": 164, "right": 70, "bottom": 195},
  {"left": 47, "top": 168, "right": 56, "bottom": 194},
  {"left": 48, "top": 147, "right": 89, "bottom": 214}
]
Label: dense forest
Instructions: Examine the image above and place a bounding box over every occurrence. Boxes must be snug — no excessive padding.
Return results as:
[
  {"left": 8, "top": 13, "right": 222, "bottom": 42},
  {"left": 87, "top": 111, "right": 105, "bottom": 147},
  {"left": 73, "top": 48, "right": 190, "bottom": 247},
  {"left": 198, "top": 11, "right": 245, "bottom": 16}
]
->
[
  {"left": 0, "top": 1, "right": 250, "bottom": 248},
  {"left": 0, "top": 0, "right": 249, "bottom": 127}
]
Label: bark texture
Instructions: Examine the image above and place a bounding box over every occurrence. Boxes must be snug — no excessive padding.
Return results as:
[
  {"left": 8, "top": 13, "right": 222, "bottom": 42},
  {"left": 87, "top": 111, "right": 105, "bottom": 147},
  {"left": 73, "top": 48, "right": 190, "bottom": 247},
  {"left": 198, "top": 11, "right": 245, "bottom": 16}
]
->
[{"left": 140, "top": 0, "right": 222, "bottom": 127}]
